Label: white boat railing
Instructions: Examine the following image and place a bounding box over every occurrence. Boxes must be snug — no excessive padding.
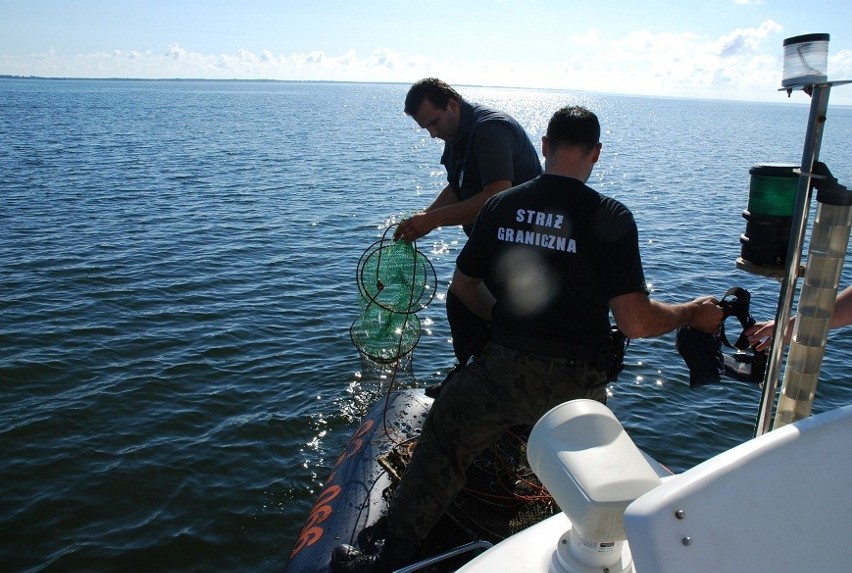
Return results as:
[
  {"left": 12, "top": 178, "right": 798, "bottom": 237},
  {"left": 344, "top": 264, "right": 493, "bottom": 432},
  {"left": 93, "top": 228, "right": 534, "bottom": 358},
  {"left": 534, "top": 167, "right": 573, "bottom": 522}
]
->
[{"left": 393, "top": 540, "right": 493, "bottom": 573}]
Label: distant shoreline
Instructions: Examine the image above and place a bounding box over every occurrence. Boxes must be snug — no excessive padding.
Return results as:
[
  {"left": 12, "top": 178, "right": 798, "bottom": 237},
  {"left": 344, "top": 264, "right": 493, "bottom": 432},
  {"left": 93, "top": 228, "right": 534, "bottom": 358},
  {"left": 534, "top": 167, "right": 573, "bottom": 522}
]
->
[
  {"left": 0, "top": 74, "right": 533, "bottom": 93},
  {"left": 0, "top": 74, "right": 408, "bottom": 86},
  {"left": 3, "top": 75, "right": 841, "bottom": 107}
]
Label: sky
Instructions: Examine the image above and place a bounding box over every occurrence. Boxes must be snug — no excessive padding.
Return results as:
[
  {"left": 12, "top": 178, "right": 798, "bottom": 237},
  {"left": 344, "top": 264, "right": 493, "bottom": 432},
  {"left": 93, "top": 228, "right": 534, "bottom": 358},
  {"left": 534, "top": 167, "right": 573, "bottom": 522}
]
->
[{"left": 1, "top": 0, "right": 851, "bottom": 105}]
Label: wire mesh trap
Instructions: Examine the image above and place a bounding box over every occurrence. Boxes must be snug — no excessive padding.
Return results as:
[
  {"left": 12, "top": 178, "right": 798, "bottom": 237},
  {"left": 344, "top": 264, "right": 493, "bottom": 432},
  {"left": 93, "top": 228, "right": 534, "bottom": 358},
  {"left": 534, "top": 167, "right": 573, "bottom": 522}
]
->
[{"left": 350, "top": 227, "right": 437, "bottom": 364}]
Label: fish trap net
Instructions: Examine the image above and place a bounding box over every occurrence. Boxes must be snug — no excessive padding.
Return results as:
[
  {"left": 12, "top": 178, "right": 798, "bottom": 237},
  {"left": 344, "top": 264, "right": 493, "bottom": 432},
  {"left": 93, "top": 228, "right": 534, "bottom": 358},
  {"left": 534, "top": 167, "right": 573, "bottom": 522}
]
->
[{"left": 350, "top": 228, "right": 437, "bottom": 364}]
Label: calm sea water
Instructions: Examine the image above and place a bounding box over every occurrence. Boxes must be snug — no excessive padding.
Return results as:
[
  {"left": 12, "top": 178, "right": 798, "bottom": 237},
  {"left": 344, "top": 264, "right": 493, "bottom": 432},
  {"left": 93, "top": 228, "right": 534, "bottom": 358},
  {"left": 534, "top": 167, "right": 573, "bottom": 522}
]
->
[{"left": 1, "top": 78, "right": 850, "bottom": 572}]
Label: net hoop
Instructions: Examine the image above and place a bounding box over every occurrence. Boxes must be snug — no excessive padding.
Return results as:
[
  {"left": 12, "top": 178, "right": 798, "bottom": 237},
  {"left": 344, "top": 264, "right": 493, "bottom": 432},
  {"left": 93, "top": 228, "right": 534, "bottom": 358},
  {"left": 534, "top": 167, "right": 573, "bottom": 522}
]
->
[{"left": 350, "top": 225, "right": 437, "bottom": 364}]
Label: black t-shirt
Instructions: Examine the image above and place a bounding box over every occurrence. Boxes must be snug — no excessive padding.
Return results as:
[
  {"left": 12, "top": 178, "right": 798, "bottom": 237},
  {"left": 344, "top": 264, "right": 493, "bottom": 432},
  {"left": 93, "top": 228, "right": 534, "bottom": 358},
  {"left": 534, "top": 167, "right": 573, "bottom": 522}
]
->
[{"left": 457, "top": 174, "right": 648, "bottom": 357}]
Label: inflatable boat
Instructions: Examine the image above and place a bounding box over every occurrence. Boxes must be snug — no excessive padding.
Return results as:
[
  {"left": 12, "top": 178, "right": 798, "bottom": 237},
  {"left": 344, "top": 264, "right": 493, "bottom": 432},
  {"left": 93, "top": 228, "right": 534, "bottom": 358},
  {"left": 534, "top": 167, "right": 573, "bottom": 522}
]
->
[
  {"left": 287, "top": 43, "right": 851, "bottom": 572},
  {"left": 285, "top": 386, "right": 594, "bottom": 572}
]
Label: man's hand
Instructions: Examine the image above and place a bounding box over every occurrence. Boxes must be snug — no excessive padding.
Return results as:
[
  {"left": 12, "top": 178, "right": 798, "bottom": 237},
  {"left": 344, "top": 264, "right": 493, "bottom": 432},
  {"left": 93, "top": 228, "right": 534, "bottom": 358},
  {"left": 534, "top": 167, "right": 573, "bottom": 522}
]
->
[
  {"left": 688, "top": 296, "right": 725, "bottom": 334},
  {"left": 394, "top": 212, "right": 436, "bottom": 242},
  {"left": 744, "top": 318, "right": 794, "bottom": 352}
]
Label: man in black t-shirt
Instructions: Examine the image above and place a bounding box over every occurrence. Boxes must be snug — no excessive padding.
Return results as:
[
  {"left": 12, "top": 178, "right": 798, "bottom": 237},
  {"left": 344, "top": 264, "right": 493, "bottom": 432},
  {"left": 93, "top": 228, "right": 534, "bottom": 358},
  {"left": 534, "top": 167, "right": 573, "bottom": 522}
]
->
[
  {"left": 395, "top": 78, "right": 542, "bottom": 364},
  {"left": 332, "top": 106, "right": 724, "bottom": 573}
]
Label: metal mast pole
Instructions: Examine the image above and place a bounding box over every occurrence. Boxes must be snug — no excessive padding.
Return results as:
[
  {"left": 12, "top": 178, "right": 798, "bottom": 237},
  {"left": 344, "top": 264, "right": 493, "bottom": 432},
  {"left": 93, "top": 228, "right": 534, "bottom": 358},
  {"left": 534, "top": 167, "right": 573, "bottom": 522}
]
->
[{"left": 754, "top": 84, "right": 831, "bottom": 437}]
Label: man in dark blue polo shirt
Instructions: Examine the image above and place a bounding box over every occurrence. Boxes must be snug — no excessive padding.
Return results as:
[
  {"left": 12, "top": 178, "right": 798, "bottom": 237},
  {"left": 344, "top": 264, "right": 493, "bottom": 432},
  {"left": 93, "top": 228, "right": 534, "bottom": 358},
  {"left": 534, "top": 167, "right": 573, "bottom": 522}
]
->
[{"left": 395, "top": 78, "right": 542, "bottom": 365}]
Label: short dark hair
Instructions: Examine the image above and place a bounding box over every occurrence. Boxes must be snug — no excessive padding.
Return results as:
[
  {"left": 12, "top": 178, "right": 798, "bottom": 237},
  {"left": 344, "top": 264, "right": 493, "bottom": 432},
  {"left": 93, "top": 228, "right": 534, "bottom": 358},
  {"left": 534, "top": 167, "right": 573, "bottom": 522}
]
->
[
  {"left": 545, "top": 106, "right": 600, "bottom": 154},
  {"left": 404, "top": 78, "right": 463, "bottom": 116}
]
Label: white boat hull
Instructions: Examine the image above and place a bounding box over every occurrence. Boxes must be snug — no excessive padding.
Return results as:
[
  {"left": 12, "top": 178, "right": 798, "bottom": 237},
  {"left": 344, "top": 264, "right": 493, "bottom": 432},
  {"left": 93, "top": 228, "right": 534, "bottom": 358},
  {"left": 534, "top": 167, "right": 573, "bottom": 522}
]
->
[{"left": 459, "top": 403, "right": 852, "bottom": 573}]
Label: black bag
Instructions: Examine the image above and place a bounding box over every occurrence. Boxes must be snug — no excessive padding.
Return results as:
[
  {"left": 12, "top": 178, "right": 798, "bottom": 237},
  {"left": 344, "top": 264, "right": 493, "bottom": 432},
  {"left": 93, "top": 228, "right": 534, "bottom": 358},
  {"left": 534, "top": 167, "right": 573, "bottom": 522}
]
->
[{"left": 676, "top": 287, "right": 765, "bottom": 389}]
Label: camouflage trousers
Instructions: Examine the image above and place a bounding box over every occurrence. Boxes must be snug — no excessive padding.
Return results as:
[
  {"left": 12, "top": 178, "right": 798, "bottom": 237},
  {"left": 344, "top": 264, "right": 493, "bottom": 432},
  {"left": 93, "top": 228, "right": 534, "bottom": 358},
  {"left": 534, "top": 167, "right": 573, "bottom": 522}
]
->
[{"left": 386, "top": 341, "right": 608, "bottom": 547}]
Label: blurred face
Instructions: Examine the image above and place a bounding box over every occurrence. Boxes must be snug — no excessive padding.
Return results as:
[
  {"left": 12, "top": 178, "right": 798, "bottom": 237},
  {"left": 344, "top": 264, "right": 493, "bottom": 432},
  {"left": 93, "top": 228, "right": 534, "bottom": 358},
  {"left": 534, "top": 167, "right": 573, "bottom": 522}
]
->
[{"left": 412, "top": 97, "right": 460, "bottom": 142}]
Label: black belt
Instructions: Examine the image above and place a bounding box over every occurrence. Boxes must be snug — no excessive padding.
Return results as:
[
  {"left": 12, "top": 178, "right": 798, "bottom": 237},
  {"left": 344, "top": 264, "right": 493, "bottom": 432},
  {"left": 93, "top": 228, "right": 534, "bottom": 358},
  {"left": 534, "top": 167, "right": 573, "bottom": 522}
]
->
[{"left": 490, "top": 333, "right": 602, "bottom": 362}]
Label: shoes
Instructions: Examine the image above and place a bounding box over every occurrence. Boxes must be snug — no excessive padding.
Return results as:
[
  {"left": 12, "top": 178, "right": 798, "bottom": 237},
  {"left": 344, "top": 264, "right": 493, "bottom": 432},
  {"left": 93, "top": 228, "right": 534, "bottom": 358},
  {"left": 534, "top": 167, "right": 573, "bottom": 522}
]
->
[
  {"left": 424, "top": 382, "right": 442, "bottom": 399},
  {"left": 330, "top": 544, "right": 383, "bottom": 573},
  {"left": 331, "top": 531, "right": 417, "bottom": 573},
  {"left": 331, "top": 517, "right": 417, "bottom": 573}
]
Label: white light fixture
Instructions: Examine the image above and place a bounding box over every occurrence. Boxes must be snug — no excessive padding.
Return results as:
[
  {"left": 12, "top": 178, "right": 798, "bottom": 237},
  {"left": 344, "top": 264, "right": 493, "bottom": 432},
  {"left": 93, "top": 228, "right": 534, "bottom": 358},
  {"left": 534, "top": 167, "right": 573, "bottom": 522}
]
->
[
  {"left": 782, "top": 33, "right": 829, "bottom": 88},
  {"left": 527, "top": 400, "right": 663, "bottom": 573}
]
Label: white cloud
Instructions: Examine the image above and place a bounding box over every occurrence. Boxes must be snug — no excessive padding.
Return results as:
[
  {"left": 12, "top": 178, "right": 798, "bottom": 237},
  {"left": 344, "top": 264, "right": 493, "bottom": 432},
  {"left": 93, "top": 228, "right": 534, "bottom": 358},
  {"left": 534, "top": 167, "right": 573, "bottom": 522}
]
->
[
  {"left": 529, "top": 20, "right": 792, "bottom": 101},
  {"left": 713, "top": 20, "right": 783, "bottom": 58},
  {"left": 570, "top": 28, "right": 603, "bottom": 47},
  {"left": 2, "top": 24, "right": 850, "bottom": 105},
  {"left": 165, "top": 43, "right": 186, "bottom": 61},
  {"left": 369, "top": 49, "right": 400, "bottom": 70},
  {"left": 830, "top": 49, "right": 852, "bottom": 79}
]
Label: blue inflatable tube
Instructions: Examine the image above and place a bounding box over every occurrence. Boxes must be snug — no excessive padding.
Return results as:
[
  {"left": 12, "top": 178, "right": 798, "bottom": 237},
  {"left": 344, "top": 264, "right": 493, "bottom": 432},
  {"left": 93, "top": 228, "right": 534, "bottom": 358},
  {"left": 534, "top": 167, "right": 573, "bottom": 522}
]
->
[{"left": 285, "top": 389, "right": 433, "bottom": 572}]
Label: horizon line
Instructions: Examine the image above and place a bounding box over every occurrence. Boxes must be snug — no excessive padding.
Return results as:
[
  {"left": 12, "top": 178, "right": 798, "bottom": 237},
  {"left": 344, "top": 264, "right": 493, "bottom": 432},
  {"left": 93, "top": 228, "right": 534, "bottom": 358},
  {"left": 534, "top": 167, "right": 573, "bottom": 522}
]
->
[{"left": 2, "top": 74, "right": 832, "bottom": 107}]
